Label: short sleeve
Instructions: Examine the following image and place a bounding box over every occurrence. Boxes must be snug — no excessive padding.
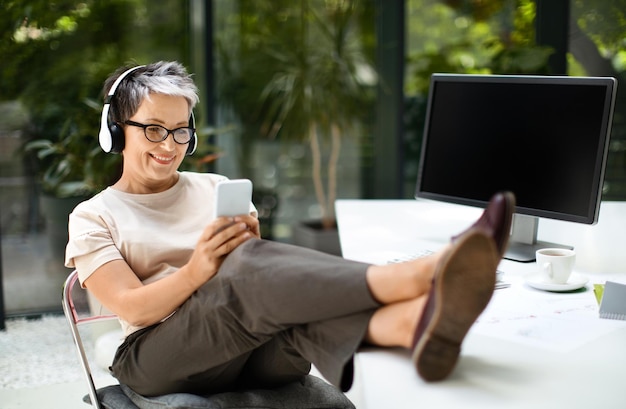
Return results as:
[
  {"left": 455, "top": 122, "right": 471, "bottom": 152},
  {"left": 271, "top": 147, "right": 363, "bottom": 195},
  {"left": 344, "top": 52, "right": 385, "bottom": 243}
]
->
[{"left": 65, "top": 201, "right": 123, "bottom": 286}]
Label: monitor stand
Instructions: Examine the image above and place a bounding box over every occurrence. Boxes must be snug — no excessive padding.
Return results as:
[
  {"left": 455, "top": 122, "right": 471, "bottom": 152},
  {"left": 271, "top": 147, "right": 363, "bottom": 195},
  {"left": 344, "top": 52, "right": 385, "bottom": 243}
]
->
[{"left": 504, "top": 214, "right": 573, "bottom": 262}]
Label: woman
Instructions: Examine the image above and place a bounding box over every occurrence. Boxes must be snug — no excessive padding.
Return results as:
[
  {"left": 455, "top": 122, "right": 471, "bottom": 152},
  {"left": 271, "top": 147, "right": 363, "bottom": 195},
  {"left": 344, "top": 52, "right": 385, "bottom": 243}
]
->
[{"left": 66, "top": 61, "right": 515, "bottom": 397}]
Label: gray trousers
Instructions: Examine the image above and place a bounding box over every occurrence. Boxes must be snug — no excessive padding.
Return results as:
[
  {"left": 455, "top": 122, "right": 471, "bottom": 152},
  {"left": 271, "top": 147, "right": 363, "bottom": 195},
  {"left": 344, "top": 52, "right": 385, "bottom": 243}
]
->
[{"left": 111, "top": 239, "right": 377, "bottom": 396}]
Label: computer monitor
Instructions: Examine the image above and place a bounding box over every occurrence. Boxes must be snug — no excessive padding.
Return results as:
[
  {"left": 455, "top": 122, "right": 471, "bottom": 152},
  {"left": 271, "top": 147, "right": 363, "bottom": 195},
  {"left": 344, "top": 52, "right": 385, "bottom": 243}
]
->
[{"left": 415, "top": 73, "right": 618, "bottom": 262}]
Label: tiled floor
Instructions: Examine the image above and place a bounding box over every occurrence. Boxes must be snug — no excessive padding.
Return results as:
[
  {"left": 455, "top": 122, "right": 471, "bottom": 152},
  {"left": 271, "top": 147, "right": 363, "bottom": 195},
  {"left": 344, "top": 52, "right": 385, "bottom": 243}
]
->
[
  {"left": 0, "top": 313, "right": 118, "bottom": 408},
  {"left": 0, "top": 381, "right": 105, "bottom": 409}
]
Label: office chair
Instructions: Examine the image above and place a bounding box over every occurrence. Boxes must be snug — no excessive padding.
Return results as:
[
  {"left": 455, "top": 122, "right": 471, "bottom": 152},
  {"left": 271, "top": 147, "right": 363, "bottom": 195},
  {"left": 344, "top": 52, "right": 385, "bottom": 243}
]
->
[{"left": 62, "top": 270, "right": 354, "bottom": 409}]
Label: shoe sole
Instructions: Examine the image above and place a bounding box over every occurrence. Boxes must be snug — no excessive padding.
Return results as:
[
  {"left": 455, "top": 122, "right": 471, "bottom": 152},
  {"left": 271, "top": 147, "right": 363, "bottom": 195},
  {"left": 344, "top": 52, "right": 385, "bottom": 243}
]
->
[
  {"left": 498, "top": 191, "right": 516, "bottom": 256},
  {"left": 412, "top": 231, "right": 497, "bottom": 381}
]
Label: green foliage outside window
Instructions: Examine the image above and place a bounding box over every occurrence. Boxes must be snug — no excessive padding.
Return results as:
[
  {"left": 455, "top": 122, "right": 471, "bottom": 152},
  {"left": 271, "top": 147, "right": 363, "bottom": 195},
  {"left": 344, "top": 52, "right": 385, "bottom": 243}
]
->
[
  {"left": 403, "top": 0, "right": 626, "bottom": 200},
  {"left": 215, "top": 0, "right": 377, "bottom": 228},
  {"left": 1, "top": 0, "right": 190, "bottom": 198}
]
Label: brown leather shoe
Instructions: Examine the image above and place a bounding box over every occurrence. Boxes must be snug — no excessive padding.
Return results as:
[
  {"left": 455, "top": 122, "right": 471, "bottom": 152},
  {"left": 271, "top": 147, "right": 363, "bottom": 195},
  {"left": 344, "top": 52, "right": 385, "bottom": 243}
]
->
[
  {"left": 453, "top": 191, "right": 516, "bottom": 257},
  {"left": 411, "top": 230, "right": 498, "bottom": 382}
]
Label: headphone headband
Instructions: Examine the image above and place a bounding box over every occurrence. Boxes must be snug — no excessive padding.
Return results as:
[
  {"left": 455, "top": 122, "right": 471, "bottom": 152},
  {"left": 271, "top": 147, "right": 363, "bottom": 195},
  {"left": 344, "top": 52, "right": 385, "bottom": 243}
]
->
[
  {"left": 106, "top": 65, "right": 145, "bottom": 100},
  {"left": 98, "top": 65, "right": 197, "bottom": 155}
]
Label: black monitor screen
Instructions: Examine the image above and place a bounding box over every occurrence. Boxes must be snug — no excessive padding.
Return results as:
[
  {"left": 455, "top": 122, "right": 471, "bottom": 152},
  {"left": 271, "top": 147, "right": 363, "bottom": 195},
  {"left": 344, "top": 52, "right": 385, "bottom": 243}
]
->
[
  {"left": 416, "top": 74, "right": 617, "bottom": 224},
  {"left": 415, "top": 74, "right": 617, "bottom": 261}
]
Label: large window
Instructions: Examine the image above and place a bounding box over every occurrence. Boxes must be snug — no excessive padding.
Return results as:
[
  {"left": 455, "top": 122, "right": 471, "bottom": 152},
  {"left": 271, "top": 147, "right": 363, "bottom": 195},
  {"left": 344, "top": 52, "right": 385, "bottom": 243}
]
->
[
  {"left": 568, "top": 1, "right": 626, "bottom": 199},
  {"left": 213, "top": 0, "right": 377, "bottom": 240},
  {"left": 0, "top": 0, "right": 191, "bottom": 317},
  {"left": 1, "top": 0, "right": 624, "bottom": 321},
  {"left": 404, "top": 0, "right": 550, "bottom": 195},
  {"left": 403, "top": 0, "right": 626, "bottom": 200}
]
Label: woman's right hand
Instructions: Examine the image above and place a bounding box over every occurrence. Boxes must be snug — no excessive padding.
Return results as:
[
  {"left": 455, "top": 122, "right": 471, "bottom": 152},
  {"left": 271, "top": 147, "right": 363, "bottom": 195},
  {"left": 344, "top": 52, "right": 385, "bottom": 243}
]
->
[{"left": 185, "top": 217, "right": 253, "bottom": 285}]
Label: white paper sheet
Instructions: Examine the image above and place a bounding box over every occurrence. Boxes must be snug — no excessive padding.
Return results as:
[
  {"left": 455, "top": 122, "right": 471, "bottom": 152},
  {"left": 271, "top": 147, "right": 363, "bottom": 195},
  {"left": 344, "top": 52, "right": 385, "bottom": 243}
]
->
[{"left": 472, "top": 276, "right": 626, "bottom": 352}]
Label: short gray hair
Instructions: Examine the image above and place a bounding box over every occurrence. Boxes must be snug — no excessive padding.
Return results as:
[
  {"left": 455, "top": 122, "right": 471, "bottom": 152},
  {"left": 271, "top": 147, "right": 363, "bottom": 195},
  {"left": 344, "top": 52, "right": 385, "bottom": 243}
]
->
[{"left": 104, "top": 61, "right": 199, "bottom": 123}]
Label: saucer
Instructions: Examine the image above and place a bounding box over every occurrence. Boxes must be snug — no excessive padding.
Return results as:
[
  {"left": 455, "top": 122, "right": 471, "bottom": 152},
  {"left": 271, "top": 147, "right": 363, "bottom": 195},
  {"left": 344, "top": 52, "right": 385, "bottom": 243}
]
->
[{"left": 524, "top": 272, "right": 589, "bottom": 292}]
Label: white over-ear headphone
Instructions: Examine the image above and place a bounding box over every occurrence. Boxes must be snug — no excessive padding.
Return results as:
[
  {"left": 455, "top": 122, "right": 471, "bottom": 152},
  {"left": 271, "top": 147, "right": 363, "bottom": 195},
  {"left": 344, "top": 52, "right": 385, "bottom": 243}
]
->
[{"left": 98, "top": 65, "right": 197, "bottom": 155}]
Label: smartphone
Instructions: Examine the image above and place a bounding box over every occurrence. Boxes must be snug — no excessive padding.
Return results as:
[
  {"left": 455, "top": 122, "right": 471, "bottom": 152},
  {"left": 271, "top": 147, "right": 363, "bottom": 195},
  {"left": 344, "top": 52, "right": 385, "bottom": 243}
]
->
[{"left": 213, "top": 179, "right": 253, "bottom": 218}]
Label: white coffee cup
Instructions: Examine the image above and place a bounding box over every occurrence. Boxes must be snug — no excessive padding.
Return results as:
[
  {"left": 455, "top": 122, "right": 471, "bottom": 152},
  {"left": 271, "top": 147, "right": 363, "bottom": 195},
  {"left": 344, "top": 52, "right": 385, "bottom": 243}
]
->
[{"left": 536, "top": 248, "right": 576, "bottom": 284}]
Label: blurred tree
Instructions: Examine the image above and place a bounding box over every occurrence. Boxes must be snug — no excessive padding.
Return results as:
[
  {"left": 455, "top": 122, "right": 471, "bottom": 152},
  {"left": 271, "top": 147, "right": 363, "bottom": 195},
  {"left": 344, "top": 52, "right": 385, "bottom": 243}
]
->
[
  {"left": 403, "top": 0, "right": 626, "bottom": 200},
  {"left": 403, "top": 0, "right": 551, "bottom": 191},
  {"left": 405, "top": 0, "right": 552, "bottom": 95},
  {"left": 570, "top": 0, "right": 626, "bottom": 199},
  {"left": 216, "top": 0, "right": 376, "bottom": 229},
  {"left": 0, "top": 0, "right": 191, "bottom": 197}
]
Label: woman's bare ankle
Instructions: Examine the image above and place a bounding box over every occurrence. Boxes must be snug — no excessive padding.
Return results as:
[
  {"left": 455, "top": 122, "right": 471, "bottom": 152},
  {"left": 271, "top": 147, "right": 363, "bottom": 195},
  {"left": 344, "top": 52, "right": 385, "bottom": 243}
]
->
[
  {"left": 366, "top": 246, "right": 451, "bottom": 304},
  {"left": 366, "top": 297, "right": 427, "bottom": 348}
]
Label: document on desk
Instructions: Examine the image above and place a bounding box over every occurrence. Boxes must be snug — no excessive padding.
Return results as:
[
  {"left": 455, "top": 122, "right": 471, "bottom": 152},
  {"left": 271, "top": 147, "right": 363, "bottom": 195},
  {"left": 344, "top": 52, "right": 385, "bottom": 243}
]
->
[{"left": 471, "top": 278, "right": 626, "bottom": 352}]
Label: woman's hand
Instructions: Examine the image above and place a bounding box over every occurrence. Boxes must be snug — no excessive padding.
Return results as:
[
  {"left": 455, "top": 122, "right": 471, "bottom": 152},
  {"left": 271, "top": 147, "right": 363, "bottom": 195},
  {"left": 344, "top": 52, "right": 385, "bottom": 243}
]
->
[
  {"left": 234, "top": 214, "right": 261, "bottom": 239},
  {"left": 185, "top": 214, "right": 260, "bottom": 285}
]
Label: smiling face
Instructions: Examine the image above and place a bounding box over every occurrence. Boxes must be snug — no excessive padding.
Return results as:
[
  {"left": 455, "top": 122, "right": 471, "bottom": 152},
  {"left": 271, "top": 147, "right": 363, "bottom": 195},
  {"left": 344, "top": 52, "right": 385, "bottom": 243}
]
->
[{"left": 114, "top": 93, "right": 191, "bottom": 194}]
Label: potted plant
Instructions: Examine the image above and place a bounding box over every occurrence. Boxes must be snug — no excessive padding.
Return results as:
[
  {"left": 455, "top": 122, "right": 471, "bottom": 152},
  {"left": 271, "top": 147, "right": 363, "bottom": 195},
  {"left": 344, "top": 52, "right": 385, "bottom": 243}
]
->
[
  {"left": 23, "top": 98, "right": 121, "bottom": 261},
  {"left": 260, "top": 1, "right": 374, "bottom": 254},
  {"left": 216, "top": 0, "right": 375, "bottom": 254},
  {"left": 25, "top": 100, "right": 122, "bottom": 199}
]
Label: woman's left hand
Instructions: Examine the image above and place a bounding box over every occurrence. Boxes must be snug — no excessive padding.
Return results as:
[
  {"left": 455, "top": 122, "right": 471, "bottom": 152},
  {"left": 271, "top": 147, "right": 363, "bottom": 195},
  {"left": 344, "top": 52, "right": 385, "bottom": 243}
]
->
[{"left": 234, "top": 214, "right": 261, "bottom": 239}]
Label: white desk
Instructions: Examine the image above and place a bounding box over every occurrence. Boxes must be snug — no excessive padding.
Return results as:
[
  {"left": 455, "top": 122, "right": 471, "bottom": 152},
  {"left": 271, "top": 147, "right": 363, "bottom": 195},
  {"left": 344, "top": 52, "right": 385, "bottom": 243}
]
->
[{"left": 336, "top": 199, "right": 626, "bottom": 409}]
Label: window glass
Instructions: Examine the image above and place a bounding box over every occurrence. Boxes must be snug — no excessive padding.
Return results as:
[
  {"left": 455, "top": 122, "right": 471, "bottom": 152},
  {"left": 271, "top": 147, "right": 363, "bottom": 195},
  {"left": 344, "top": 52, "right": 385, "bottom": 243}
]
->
[
  {"left": 213, "top": 0, "right": 376, "bottom": 240},
  {"left": 404, "top": 0, "right": 549, "bottom": 196},
  {"left": 569, "top": 1, "right": 626, "bottom": 199},
  {"left": 0, "top": 0, "right": 189, "bottom": 316},
  {"left": 404, "top": 0, "right": 626, "bottom": 200}
]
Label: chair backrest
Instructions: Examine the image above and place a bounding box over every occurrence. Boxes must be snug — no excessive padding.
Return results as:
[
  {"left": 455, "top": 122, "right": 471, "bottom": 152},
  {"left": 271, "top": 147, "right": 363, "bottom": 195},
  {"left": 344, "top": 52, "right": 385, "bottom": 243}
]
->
[{"left": 62, "top": 269, "right": 117, "bottom": 409}]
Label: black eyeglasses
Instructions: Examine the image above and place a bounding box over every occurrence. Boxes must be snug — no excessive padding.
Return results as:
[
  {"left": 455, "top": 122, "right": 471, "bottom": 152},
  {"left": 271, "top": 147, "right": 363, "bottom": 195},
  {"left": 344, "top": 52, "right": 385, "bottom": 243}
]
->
[{"left": 124, "top": 120, "right": 194, "bottom": 145}]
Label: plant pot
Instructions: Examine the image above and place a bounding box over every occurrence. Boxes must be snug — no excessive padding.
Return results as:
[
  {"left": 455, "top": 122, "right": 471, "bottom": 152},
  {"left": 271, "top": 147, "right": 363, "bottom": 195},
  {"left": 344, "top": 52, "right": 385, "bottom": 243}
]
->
[
  {"left": 40, "top": 195, "right": 88, "bottom": 264},
  {"left": 292, "top": 220, "right": 342, "bottom": 256}
]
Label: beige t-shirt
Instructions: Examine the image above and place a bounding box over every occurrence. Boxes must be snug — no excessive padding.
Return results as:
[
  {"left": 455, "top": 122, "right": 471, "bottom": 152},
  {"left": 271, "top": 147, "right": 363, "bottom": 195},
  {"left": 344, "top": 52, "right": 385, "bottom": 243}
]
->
[{"left": 65, "top": 171, "right": 256, "bottom": 336}]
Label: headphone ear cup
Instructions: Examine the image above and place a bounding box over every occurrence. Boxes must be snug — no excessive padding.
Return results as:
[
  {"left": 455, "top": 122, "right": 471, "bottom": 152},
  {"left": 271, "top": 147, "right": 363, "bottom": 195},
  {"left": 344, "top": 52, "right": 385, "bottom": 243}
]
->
[
  {"left": 186, "top": 112, "right": 197, "bottom": 156},
  {"left": 108, "top": 122, "right": 125, "bottom": 154},
  {"left": 99, "top": 104, "right": 114, "bottom": 153},
  {"left": 99, "top": 65, "right": 145, "bottom": 154},
  {"left": 98, "top": 100, "right": 125, "bottom": 154},
  {"left": 186, "top": 133, "right": 197, "bottom": 156}
]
